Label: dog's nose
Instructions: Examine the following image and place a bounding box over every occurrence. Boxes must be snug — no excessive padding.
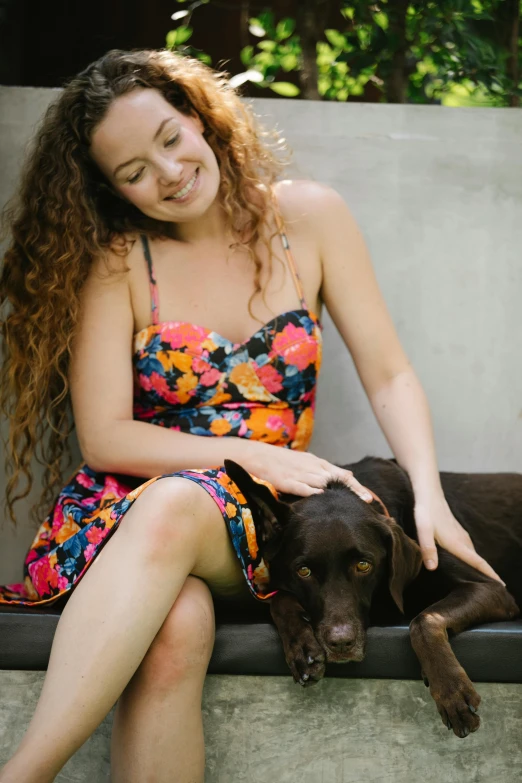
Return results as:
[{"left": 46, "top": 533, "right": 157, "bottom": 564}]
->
[{"left": 325, "top": 624, "right": 357, "bottom": 650}]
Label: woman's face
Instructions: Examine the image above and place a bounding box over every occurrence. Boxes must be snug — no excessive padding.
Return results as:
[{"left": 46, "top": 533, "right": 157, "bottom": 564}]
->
[{"left": 90, "top": 88, "right": 221, "bottom": 223}]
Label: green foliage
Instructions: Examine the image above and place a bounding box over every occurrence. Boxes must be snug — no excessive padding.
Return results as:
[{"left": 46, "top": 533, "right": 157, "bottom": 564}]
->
[
  {"left": 165, "top": 0, "right": 212, "bottom": 65},
  {"left": 239, "top": 9, "right": 303, "bottom": 95},
  {"left": 166, "top": 0, "right": 522, "bottom": 105}
]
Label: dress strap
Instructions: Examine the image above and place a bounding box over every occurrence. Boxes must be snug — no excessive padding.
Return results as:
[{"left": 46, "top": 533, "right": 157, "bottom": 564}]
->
[
  {"left": 272, "top": 207, "right": 308, "bottom": 312},
  {"left": 140, "top": 234, "right": 160, "bottom": 325}
]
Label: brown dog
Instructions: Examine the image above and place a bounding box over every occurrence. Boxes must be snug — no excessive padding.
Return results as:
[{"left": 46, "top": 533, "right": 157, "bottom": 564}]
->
[{"left": 224, "top": 456, "right": 521, "bottom": 738}]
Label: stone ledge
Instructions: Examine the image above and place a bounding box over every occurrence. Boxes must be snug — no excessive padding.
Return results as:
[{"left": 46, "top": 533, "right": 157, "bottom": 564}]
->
[{"left": 1, "top": 672, "right": 522, "bottom": 782}]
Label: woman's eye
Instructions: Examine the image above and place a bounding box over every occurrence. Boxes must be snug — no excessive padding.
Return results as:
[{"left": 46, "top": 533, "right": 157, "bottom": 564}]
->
[
  {"left": 356, "top": 560, "right": 372, "bottom": 573},
  {"left": 165, "top": 134, "right": 179, "bottom": 147},
  {"left": 297, "top": 566, "right": 312, "bottom": 578},
  {"left": 127, "top": 169, "right": 144, "bottom": 185}
]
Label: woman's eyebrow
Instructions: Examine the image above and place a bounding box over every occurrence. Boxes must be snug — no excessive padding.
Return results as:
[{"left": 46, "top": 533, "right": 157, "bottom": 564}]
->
[{"left": 112, "top": 117, "right": 177, "bottom": 177}]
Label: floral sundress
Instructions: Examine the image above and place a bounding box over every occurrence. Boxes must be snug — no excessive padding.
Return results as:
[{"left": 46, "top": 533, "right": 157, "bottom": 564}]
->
[{"left": 0, "top": 218, "right": 323, "bottom": 607}]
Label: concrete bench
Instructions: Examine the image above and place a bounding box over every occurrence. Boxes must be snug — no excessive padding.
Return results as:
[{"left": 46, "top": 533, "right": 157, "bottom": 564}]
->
[{"left": 1, "top": 88, "right": 522, "bottom": 781}]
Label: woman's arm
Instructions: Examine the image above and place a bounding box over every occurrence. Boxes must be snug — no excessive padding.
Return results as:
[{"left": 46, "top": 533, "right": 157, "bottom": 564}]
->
[{"left": 306, "top": 182, "right": 502, "bottom": 583}]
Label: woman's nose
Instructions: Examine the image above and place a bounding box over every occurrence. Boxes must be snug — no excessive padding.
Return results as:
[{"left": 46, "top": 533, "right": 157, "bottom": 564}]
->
[{"left": 157, "top": 156, "right": 183, "bottom": 185}]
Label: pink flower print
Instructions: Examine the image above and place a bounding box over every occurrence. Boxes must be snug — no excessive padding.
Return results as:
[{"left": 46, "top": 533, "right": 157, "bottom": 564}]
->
[
  {"left": 86, "top": 525, "right": 106, "bottom": 545},
  {"left": 25, "top": 549, "right": 39, "bottom": 564},
  {"left": 272, "top": 323, "right": 318, "bottom": 371},
  {"left": 77, "top": 472, "right": 95, "bottom": 489},
  {"left": 84, "top": 542, "right": 97, "bottom": 562},
  {"left": 57, "top": 575, "right": 69, "bottom": 591},
  {"left": 200, "top": 368, "right": 222, "bottom": 387},
  {"left": 161, "top": 323, "right": 209, "bottom": 349},
  {"left": 192, "top": 357, "right": 211, "bottom": 374},
  {"left": 266, "top": 415, "right": 285, "bottom": 431},
  {"left": 29, "top": 557, "right": 59, "bottom": 596},
  {"left": 148, "top": 372, "right": 181, "bottom": 405},
  {"left": 104, "top": 475, "right": 129, "bottom": 498},
  {"left": 255, "top": 364, "right": 283, "bottom": 393},
  {"left": 139, "top": 373, "right": 153, "bottom": 391}
]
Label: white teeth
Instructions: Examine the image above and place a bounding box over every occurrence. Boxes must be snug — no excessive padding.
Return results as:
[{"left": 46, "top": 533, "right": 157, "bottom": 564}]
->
[{"left": 168, "top": 172, "right": 197, "bottom": 200}]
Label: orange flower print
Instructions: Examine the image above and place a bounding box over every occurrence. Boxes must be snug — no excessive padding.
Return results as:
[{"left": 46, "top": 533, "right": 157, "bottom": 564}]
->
[
  {"left": 158, "top": 350, "right": 193, "bottom": 374},
  {"left": 133, "top": 325, "right": 156, "bottom": 353},
  {"left": 255, "top": 364, "right": 283, "bottom": 393},
  {"left": 229, "top": 362, "right": 274, "bottom": 402},
  {"left": 176, "top": 370, "right": 199, "bottom": 404},
  {"left": 53, "top": 512, "right": 81, "bottom": 545},
  {"left": 253, "top": 560, "right": 271, "bottom": 589},
  {"left": 204, "top": 390, "right": 232, "bottom": 406},
  {"left": 225, "top": 502, "right": 237, "bottom": 518},
  {"left": 201, "top": 336, "right": 218, "bottom": 352},
  {"left": 242, "top": 507, "right": 259, "bottom": 560},
  {"left": 221, "top": 473, "right": 247, "bottom": 505},
  {"left": 210, "top": 418, "right": 232, "bottom": 436},
  {"left": 291, "top": 406, "right": 314, "bottom": 451},
  {"left": 247, "top": 406, "right": 295, "bottom": 444},
  {"left": 272, "top": 323, "right": 318, "bottom": 371}
]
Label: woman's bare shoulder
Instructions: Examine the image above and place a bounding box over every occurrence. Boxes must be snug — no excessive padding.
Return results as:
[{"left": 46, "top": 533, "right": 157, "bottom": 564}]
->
[
  {"left": 273, "top": 178, "right": 348, "bottom": 226},
  {"left": 86, "top": 232, "right": 142, "bottom": 285}
]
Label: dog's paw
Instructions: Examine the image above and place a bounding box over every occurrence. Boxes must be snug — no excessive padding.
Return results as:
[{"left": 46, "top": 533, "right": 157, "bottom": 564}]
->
[
  {"left": 429, "top": 669, "right": 481, "bottom": 738},
  {"left": 283, "top": 628, "right": 326, "bottom": 687}
]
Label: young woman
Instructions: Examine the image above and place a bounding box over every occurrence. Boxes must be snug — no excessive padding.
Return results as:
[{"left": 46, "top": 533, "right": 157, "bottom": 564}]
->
[{"left": 0, "top": 48, "right": 500, "bottom": 783}]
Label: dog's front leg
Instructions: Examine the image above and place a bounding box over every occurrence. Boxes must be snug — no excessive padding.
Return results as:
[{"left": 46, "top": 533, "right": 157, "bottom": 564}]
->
[
  {"left": 270, "top": 591, "right": 326, "bottom": 686},
  {"left": 409, "top": 581, "right": 518, "bottom": 738}
]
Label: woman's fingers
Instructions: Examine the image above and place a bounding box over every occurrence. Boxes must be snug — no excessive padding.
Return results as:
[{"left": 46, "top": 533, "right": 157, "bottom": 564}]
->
[
  {"left": 331, "top": 467, "right": 373, "bottom": 502},
  {"left": 415, "top": 525, "right": 439, "bottom": 570},
  {"left": 284, "top": 481, "right": 324, "bottom": 497}
]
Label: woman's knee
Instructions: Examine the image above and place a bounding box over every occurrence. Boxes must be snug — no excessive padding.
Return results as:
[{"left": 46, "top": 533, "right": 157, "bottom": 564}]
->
[
  {"left": 125, "top": 477, "right": 218, "bottom": 559},
  {"left": 134, "top": 576, "right": 215, "bottom": 689}
]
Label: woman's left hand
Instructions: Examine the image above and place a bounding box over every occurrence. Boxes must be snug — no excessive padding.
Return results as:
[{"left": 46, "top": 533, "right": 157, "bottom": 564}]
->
[{"left": 414, "top": 492, "right": 505, "bottom": 584}]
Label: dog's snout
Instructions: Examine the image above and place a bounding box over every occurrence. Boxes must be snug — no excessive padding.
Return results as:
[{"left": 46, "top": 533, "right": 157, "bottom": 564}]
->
[{"left": 324, "top": 624, "right": 357, "bottom": 650}]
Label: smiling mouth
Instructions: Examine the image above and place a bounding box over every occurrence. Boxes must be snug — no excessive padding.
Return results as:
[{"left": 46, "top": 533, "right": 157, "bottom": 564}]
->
[{"left": 164, "top": 169, "right": 199, "bottom": 201}]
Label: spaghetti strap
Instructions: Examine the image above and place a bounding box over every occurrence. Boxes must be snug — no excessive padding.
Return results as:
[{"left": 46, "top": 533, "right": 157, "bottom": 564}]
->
[
  {"left": 272, "top": 207, "right": 308, "bottom": 312},
  {"left": 140, "top": 234, "right": 160, "bottom": 325}
]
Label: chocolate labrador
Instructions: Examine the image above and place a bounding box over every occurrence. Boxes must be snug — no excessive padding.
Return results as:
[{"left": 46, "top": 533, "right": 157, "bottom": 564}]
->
[{"left": 224, "top": 456, "right": 522, "bottom": 738}]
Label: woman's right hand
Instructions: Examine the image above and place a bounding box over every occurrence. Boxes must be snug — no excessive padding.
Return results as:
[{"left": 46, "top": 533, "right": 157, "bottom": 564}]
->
[{"left": 233, "top": 440, "right": 373, "bottom": 502}]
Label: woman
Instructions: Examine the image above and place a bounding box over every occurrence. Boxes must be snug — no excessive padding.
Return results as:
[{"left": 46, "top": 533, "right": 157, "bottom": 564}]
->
[{"left": 0, "top": 49, "right": 500, "bottom": 782}]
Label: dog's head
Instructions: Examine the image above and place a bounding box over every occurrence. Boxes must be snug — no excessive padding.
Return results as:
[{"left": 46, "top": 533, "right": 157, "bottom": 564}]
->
[{"left": 224, "top": 460, "right": 422, "bottom": 663}]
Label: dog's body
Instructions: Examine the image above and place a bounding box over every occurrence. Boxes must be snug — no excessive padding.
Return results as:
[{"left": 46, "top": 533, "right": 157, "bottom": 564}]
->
[{"left": 224, "top": 456, "right": 522, "bottom": 738}]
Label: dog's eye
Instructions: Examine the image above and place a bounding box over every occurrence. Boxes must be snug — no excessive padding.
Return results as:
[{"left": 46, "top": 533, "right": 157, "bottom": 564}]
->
[
  {"left": 297, "top": 566, "right": 312, "bottom": 578},
  {"left": 356, "top": 560, "right": 372, "bottom": 573}
]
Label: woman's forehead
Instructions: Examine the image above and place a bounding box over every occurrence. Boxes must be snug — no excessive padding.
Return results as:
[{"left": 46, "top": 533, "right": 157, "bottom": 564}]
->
[{"left": 89, "top": 89, "right": 186, "bottom": 171}]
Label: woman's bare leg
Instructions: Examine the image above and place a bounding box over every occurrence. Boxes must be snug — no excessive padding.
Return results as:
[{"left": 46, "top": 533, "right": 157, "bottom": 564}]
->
[
  {"left": 110, "top": 575, "right": 215, "bottom": 783},
  {"left": 0, "top": 478, "right": 244, "bottom": 783}
]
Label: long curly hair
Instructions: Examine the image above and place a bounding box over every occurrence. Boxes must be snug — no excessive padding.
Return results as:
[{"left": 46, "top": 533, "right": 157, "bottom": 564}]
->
[{"left": 0, "top": 48, "right": 288, "bottom": 526}]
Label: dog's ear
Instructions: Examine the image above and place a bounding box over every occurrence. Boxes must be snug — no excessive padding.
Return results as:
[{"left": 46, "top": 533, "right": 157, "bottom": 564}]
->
[
  {"left": 375, "top": 517, "right": 423, "bottom": 613},
  {"left": 224, "top": 460, "right": 291, "bottom": 555}
]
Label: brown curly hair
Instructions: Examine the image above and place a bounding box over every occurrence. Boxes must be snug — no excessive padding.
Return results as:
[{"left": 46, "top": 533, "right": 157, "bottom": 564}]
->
[{"left": 0, "top": 48, "right": 288, "bottom": 526}]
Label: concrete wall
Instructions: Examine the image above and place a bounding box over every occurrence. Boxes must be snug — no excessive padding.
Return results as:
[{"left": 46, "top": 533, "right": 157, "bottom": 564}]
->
[{"left": 1, "top": 87, "right": 521, "bottom": 585}]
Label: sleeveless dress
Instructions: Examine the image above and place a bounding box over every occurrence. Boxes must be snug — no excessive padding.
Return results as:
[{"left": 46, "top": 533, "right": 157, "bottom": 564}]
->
[{"left": 0, "top": 218, "right": 323, "bottom": 607}]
